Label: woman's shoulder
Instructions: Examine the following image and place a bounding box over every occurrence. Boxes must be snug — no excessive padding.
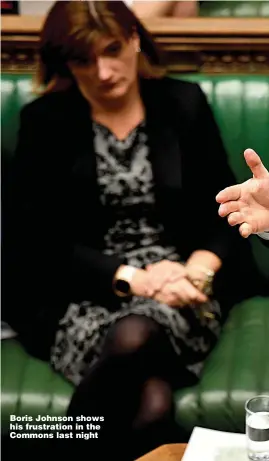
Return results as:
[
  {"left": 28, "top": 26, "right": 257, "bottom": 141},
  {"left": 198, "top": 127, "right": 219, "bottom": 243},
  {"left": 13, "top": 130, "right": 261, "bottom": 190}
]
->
[
  {"left": 148, "top": 76, "right": 201, "bottom": 95},
  {"left": 142, "top": 76, "right": 205, "bottom": 122},
  {"left": 20, "top": 88, "right": 76, "bottom": 121},
  {"left": 144, "top": 76, "right": 203, "bottom": 109}
]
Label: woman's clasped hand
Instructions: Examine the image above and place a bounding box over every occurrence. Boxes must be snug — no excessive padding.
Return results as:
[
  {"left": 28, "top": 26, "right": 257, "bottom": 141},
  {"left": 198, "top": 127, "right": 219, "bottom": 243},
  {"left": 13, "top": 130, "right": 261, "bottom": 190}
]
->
[{"left": 130, "top": 260, "right": 209, "bottom": 306}]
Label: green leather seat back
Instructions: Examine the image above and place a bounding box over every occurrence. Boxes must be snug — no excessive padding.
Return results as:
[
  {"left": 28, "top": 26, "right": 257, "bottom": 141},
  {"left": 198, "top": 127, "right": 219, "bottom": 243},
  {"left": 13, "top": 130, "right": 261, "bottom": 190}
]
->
[
  {"left": 175, "top": 295, "right": 269, "bottom": 434},
  {"left": 2, "top": 76, "right": 36, "bottom": 157},
  {"left": 1, "top": 339, "right": 73, "bottom": 430},
  {"left": 200, "top": 1, "right": 269, "bottom": 17}
]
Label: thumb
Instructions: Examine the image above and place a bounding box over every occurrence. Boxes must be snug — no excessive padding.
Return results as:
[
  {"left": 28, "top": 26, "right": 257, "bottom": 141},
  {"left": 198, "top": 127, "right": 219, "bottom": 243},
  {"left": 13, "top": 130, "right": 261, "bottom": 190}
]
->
[{"left": 244, "top": 148, "right": 269, "bottom": 179}]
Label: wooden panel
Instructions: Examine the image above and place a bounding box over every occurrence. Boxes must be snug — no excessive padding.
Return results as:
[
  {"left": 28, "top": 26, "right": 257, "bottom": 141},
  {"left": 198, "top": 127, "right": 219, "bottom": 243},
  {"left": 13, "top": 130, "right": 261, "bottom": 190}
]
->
[
  {"left": 135, "top": 443, "right": 187, "bottom": 461},
  {"left": 1, "top": 16, "right": 269, "bottom": 74}
]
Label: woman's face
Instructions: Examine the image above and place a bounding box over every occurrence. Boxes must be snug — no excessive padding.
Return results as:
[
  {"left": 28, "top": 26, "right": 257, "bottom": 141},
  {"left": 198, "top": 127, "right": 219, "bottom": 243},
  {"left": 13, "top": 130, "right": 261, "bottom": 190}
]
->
[{"left": 68, "top": 33, "right": 140, "bottom": 103}]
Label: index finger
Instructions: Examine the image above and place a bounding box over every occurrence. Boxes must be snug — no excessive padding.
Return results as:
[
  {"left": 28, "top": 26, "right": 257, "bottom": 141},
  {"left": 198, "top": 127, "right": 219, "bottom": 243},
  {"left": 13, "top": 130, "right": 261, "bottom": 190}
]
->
[
  {"left": 216, "top": 184, "right": 241, "bottom": 204},
  {"left": 173, "top": 278, "right": 208, "bottom": 303}
]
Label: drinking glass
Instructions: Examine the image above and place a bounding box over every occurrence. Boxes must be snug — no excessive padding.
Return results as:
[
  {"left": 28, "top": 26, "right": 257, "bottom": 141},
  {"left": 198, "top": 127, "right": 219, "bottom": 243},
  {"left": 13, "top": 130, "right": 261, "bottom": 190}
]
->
[{"left": 246, "top": 395, "right": 269, "bottom": 460}]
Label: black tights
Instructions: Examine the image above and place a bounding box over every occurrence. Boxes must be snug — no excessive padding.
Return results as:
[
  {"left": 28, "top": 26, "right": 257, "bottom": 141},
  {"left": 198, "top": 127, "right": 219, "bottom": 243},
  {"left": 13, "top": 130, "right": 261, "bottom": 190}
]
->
[{"left": 67, "top": 315, "right": 197, "bottom": 460}]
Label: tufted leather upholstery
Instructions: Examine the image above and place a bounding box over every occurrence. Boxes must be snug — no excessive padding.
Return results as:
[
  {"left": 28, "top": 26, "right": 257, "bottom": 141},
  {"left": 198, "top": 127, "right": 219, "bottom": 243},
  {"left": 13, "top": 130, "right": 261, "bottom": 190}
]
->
[
  {"left": 1, "top": 73, "right": 269, "bottom": 436},
  {"left": 200, "top": 1, "right": 269, "bottom": 17},
  {"left": 175, "top": 296, "right": 269, "bottom": 435},
  {"left": 1, "top": 340, "right": 72, "bottom": 430}
]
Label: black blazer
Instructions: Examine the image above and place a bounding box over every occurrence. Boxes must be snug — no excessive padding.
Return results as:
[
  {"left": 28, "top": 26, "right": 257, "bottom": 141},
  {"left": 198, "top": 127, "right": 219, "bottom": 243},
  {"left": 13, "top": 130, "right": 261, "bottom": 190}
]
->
[
  {"left": 260, "top": 236, "right": 269, "bottom": 247},
  {"left": 4, "top": 77, "right": 255, "bottom": 358}
]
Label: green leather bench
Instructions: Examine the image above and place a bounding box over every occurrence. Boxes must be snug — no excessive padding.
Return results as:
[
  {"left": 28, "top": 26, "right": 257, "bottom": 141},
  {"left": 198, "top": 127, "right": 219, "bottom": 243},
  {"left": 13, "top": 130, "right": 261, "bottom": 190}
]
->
[
  {"left": 2, "top": 73, "right": 269, "bottom": 438},
  {"left": 200, "top": 1, "right": 269, "bottom": 17}
]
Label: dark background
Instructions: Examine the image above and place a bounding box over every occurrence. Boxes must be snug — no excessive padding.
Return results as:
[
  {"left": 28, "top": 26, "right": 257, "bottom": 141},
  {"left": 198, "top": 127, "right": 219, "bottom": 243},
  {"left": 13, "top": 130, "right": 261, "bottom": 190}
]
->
[{"left": 1, "top": 1, "right": 19, "bottom": 15}]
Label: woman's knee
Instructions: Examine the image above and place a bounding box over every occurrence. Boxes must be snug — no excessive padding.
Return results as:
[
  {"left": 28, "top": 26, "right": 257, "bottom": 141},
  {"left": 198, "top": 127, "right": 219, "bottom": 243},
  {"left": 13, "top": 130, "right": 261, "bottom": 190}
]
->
[{"left": 103, "top": 315, "right": 160, "bottom": 356}]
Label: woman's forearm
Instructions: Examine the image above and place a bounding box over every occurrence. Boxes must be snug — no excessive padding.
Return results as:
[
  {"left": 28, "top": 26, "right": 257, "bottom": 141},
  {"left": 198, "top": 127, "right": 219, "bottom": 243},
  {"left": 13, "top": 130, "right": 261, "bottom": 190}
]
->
[
  {"left": 185, "top": 251, "right": 222, "bottom": 295},
  {"left": 185, "top": 250, "right": 222, "bottom": 273}
]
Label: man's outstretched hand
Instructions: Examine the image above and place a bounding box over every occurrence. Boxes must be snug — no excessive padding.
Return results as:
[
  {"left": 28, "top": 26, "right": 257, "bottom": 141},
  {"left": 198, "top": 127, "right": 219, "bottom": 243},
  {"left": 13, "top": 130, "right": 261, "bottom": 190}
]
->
[{"left": 216, "top": 149, "right": 269, "bottom": 238}]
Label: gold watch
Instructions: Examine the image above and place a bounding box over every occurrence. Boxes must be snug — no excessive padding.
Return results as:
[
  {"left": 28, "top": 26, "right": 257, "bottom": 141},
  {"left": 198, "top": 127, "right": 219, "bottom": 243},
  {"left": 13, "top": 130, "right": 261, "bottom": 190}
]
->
[{"left": 112, "top": 265, "right": 137, "bottom": 298}]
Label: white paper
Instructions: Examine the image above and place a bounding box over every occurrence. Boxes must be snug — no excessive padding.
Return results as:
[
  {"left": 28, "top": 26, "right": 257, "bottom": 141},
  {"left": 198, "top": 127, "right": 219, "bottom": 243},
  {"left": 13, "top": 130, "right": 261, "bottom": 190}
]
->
[
  {"left": 182, "top": 427, "right": 249, "bottom": 461},
  {"left": 1, "top": 322, "right": 17, "bottom": 340}
]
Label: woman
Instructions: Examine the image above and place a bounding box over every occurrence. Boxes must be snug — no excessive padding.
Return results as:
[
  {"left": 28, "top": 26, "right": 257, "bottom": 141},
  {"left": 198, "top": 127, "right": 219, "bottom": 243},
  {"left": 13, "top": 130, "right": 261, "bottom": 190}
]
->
[{"left": 7, "top": 1, "right": 256, "bottom": 459}]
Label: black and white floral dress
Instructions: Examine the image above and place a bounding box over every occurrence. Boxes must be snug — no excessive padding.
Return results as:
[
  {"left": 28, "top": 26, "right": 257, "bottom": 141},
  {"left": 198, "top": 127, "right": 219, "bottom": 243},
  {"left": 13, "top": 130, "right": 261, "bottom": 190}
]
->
[{"left": 50, "top": 121, "right": 221, "bottom": 386}]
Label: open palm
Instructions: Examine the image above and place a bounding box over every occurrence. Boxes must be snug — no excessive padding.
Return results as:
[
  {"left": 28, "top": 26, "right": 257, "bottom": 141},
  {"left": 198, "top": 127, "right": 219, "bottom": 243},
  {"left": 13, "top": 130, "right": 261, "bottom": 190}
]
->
[{"left": 216, "top": 149, "right": 269, "bottom": 238}]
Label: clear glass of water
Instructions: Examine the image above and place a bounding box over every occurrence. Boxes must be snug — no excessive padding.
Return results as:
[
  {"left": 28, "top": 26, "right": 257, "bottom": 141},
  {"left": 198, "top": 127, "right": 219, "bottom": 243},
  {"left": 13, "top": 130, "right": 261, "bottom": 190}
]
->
[{"left": 246, "top": 395, "right": 269, "bottom": 460}]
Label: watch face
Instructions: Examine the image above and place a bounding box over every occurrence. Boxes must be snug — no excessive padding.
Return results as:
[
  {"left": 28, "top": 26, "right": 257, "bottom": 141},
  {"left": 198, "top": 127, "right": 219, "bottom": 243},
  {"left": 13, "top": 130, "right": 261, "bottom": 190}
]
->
[{"left": 115, "top": 279, "right": 130, "bottom": 295}]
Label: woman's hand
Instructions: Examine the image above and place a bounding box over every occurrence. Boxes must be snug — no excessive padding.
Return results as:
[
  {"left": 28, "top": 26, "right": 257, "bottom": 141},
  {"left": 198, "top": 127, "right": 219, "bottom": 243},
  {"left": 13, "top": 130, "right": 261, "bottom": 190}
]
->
[
  {"left": 130, "top": 268, "right": 156, "bottom": 298},
  {"left": 128, "top": 259, "right": 210, "bottom": 305},
  {"left": 154, "top": 277, "right": 208, "bottom": 307},
  {"left": 145, "top": 260, "right": 187, "bottom": 292},
  {"left": 185, "top": 250, "right": 220, "bottom": 296}
]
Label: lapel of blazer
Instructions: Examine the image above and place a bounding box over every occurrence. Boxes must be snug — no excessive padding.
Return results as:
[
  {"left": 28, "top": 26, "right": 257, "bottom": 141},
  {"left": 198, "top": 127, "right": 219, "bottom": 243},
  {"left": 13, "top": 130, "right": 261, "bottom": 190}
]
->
[
  {"left": 68, "top": 87, "right": 96, "bottom": 180},
  {"left": 141, "top": 78, "right": 182, "bottom": 191},
  {"left": 65, "top": 87, "right": 103, "bottom": 234}
]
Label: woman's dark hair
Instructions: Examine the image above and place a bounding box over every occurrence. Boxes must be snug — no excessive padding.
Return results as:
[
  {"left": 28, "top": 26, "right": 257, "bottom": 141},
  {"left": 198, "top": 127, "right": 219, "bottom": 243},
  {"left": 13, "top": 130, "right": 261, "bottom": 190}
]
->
[{"left": 35, "top": 0, "right": 166, "bottom": 93}]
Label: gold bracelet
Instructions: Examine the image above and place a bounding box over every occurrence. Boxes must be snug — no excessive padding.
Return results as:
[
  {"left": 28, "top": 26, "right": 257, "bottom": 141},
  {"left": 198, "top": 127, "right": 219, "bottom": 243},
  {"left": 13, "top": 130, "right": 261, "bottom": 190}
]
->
[
  {"left": 191, "top": 278, "right": 213, "bottom": 296},
  {"left": 186, "top": 266, "right": 215, "bottom": 322},
  {"left": 187, "top": 264, "right": 215, "bottom": 278},
  {"left": 186, "top": 265, "right": 215, "bottom": 294}
]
